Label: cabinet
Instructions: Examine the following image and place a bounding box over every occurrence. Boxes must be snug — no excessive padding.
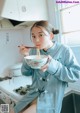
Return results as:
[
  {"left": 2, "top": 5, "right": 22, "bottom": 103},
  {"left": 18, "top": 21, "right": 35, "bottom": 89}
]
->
[
  {"left": 1, "top": 0, "right": 48, "bottom": 21},
  {"left": 61, "top": 93, "right": 80, "bottom": 113}
]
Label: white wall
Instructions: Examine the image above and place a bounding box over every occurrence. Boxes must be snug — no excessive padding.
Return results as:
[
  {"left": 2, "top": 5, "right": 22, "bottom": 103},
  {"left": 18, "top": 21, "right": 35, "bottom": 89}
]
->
[
  {"left": 22, "top": 27, "right": 34, "bottom": 46},
  {"left": 0, "top": 29, "right": 24, "bottom": 76},
  {"left": 46, "top": 0, "right": 56, "bottom": 27},
  {"left": 46, "top": 0, "right": 60, "bottom": 42}
]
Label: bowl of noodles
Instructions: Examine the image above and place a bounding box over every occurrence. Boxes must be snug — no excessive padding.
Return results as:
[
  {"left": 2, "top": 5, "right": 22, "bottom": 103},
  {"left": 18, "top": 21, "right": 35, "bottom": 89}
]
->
[{"left": 24, "top": 55, "right": 48, "bottom": 69}]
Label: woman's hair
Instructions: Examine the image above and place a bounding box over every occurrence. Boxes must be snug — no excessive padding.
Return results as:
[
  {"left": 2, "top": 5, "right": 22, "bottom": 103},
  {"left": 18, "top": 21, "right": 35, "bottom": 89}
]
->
[{"left": 30, "top": 20, "right": 59, "bottom": 35}]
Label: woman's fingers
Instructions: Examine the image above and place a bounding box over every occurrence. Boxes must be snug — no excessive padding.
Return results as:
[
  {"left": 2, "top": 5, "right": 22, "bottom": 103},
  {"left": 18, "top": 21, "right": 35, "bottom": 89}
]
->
[
  {"left": 18, "top": 45, "right": 30, "bottom": 56},
  {"left": 41, "top": 63, "right": 49, "bottom": 72},
  {"left": 41, "top": 55, "right": 52, "bottom": 72}
]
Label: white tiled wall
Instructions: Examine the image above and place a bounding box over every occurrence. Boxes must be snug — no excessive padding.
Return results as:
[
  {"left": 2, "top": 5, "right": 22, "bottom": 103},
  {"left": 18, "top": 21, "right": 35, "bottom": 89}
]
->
[{"left": 0, "top": 29, "right": 23, "bottom": 76}]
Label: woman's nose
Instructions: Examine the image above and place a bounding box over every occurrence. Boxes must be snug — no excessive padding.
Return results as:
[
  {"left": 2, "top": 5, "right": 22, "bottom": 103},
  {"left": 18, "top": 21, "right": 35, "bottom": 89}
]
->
[{"left": 36, "top": 38, "right": 39, "bottom": 42}]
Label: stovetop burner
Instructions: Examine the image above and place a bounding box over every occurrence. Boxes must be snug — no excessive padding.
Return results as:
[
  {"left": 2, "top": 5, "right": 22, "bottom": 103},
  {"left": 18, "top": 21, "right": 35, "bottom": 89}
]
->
[{"left": 14, "top": 85, "right": 31, "bottom": 95}]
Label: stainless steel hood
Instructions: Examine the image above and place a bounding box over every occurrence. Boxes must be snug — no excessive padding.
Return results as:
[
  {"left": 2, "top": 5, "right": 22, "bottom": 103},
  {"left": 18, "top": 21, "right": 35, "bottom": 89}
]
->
[{"left": 0, "top": 0, "right": 48, "bottom": 29}]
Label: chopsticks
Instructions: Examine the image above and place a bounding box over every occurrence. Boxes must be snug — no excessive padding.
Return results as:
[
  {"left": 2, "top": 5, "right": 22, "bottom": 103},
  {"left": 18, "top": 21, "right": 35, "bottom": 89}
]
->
[{"left": 18, "top": 46, "right": 35, "bottom": 48}]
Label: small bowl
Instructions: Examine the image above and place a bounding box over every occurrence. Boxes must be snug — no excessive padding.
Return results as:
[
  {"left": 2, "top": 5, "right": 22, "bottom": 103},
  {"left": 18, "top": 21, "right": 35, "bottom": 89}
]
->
[{"left": 24, "top": 55, "right": 48, "bottom": 69}]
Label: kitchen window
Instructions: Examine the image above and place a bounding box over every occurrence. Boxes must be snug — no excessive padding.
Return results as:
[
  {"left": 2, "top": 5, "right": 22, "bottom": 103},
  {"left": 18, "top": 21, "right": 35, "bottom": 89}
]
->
[{"left": 57, "top": 2, "right": 80, "bottom": 46}]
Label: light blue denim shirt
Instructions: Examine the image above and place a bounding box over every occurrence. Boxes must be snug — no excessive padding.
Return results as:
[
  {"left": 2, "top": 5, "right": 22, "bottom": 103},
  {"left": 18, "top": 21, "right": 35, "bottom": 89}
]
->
[{"left": 14, "top": 42, "right": 80, "bottom": 113}]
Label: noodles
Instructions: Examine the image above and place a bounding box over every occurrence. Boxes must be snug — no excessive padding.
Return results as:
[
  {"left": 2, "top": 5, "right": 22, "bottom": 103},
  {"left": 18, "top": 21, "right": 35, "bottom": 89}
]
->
[{"left": 37, "top": 48, "right": 41, "bottom": 59}]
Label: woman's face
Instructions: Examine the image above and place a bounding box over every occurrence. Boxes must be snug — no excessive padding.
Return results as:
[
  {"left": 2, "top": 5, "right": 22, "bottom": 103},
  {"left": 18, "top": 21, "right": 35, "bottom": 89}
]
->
[{"left": 31, "top": 26, "right": 53, "bottom": 50}]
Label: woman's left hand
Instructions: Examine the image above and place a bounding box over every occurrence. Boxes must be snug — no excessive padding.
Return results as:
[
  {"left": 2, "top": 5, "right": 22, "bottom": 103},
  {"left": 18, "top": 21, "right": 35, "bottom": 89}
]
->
[{"left": 41, "top": 55, "right": 52, "bottom": 72}]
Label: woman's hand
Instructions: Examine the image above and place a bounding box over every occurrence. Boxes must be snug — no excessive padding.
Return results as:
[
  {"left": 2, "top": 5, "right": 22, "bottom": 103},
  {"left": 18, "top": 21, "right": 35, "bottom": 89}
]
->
[
  {"left": 18, "top": 45, "right": 30, "bottom": 56},
  {"left": 41, "top": 55, "right": 52, "bottom": 72}
]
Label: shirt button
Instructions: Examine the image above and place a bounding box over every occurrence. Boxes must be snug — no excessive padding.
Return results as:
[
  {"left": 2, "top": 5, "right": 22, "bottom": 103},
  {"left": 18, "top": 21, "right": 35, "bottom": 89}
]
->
[
  {"left": 44, "top": 90, "right": 48, "bottom": 93},
  {"left": 35, "top": 88, "right": 38, "bottom": 92},
  {"left": 47, "top": 78, "right": 49, "bottom": 81},
  {"left": 27, "top": 91, "right": 30, "bottom": 93},
  {"left": 40, "top": 77, "right": 42, "bottom": 80}
]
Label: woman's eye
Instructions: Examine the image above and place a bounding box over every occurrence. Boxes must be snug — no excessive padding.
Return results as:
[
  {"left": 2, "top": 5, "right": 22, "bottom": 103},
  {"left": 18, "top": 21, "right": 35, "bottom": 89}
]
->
[
  {"left": 32, "top": 36, "right": 36, "bottom": 38},
  {"left": 40, "top": 34, "right": 44, "bottom": 37}
]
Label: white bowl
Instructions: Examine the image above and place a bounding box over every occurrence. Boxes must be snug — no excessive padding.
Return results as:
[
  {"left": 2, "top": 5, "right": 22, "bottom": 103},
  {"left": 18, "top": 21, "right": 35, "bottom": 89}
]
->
[{"left": 24, "top": 55, "right": 48, "bottom": 69}]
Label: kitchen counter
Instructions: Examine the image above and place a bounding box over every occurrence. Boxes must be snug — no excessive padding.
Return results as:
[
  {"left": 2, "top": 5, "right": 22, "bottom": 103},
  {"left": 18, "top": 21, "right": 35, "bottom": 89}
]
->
[
  {"left": 65, "top": 88, "right": 80, "bottom": 96},
  {"left": 0, "top": 76, "right": 32, "bottom": 102},
  {"left": 65, "top": 78, "right": 80, "bottom": 96}
]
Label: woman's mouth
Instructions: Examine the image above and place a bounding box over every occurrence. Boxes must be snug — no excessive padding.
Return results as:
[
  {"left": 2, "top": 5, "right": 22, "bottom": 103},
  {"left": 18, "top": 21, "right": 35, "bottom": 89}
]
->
[{"left": 36, "top": 44, "right": 40, "bottom": 47}]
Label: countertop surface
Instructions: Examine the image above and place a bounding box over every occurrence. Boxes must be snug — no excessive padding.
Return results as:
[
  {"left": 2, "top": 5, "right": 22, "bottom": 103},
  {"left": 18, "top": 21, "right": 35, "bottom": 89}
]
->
[
  {"left": 64, "top": 79, "right": 80, "bottom": 96},
  {"left": 0, "top": 75, "right": 32, "bottom": 101}
]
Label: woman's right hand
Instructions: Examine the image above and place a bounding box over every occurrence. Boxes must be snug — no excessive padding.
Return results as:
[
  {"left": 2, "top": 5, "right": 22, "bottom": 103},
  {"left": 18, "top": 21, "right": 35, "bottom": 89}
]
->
[{"left": 18, "top": 45, "right": 30, "bottom": 56}]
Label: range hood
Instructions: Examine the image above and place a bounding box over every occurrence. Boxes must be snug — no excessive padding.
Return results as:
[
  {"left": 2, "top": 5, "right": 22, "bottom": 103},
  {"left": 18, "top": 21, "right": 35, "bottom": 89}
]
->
[
  {"left": 0, "top": 18, "right": 35, "bottom": 29},
  {"left": 0, "top": 0, "right": 48, "bottom": 29}
]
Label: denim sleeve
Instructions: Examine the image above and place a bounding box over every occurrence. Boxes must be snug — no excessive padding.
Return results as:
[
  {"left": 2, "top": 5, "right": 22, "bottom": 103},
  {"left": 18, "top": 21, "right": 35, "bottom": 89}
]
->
[
  {"left": 14, "top": 90, "right": 39, "bottom": 113},
  {"left": 21, "top": 59, "right": 33, "bottom": 76},
  {"left": 47, "top": 47, "right": 80, "bottom": 82}
]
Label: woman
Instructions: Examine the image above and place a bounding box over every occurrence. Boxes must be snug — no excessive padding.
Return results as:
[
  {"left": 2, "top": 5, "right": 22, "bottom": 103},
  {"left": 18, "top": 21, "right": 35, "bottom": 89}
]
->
[{"left": 13, "top": 21, "right": 80, "bottom": 113}]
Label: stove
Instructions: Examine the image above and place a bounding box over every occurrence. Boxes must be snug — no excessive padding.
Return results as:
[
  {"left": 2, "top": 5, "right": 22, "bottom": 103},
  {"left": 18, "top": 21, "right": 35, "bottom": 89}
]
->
[
  {"left": 14, "top": 85, "right": 31, "bottom": 95},
  {"left": 0, "top": 75, "right": 32, "bottom": 107}
]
